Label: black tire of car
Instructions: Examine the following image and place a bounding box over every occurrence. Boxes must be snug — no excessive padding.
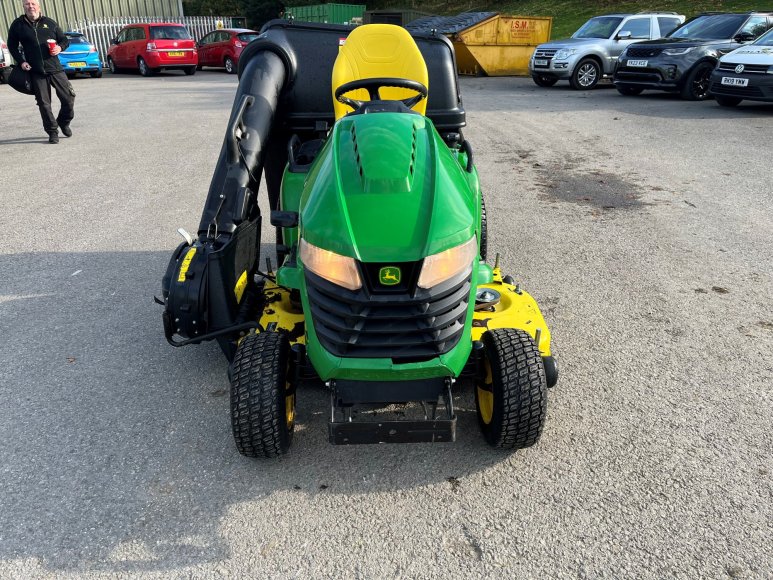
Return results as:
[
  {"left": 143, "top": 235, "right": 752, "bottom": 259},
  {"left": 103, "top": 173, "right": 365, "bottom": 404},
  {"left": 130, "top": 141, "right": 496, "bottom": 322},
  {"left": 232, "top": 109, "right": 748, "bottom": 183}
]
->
[
  {"left": 230, "top": 332, "right": 295, "bottom": 458},
  {"left": 680, "top": 61, "right": 714, "bottom": 101},
  {"left": 570, "top": 58, "right": 601, "bottom": 90},
  {"left": 480, "top": 193, "right": 488, "bottom": 262},
  {"left": 475, "top": 328, "right": 547, "bottom": 450},
  {"left": 532, "top": 74, "right": 558, "bottom": 87},
  {"left": 90, "top": 69, "right": 103, "bottom": 78},
  {"left": 138, "top": 57, "right": 154, "bottom": 77},
  {"left": 107, "top": 58, "right": 119, "bottom": 74},
  {"left": 617, "top": 85, "right": 643, "bottom": 96},
  {"left": 184, "top": 66, "right": 196, "bottom": 76},
  {"left": 715, "top": 95, "right": 742, "bottom": 107},
  {"left": 0, "top": 67, "right": 10, "bottom": 83},
  {"left": 224, "top": 57, "right": 235, "bottom": 74}
]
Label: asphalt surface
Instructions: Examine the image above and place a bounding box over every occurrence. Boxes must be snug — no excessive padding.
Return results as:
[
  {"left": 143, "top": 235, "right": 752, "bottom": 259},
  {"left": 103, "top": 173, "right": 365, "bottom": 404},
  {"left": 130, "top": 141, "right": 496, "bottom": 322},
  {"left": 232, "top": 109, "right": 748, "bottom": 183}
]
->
[{"left": 0, "top": 71, "right": 771, "bottom": 579}]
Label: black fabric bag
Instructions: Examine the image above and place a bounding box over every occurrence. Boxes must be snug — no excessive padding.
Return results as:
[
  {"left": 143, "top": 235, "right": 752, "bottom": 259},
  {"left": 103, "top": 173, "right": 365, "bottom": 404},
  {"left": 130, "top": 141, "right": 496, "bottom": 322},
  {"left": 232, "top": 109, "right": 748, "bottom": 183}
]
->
[{"left": 8, "top": 65, "right": 34, "bottom": 95}]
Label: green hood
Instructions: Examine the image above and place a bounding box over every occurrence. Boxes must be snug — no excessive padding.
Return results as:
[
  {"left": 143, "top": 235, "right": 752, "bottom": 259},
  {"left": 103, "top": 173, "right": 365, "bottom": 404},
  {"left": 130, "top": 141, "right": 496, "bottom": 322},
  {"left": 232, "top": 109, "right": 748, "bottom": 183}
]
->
[{"left": 300, "top": 113, "right": 476, "bottom": 262}]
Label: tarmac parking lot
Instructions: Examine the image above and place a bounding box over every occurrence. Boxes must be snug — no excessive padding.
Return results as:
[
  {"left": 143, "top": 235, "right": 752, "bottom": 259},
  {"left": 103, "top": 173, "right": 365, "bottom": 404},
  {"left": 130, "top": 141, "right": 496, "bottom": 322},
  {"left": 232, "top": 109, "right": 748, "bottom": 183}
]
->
[{"left": 1, "top": 71, "right": 771, "bottom": 578}]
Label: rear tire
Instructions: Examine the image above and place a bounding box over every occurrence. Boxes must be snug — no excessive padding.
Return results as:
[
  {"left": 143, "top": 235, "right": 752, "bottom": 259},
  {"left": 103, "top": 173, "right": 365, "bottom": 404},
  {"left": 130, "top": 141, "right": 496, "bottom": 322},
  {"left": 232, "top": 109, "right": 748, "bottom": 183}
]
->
[
  {"left": 715, "top": 95, "right": 742, "bottom": 107},
  {"left": 224, "top": 56, "right": 235, "bottom": 74},
  {"left": 616, "top": 85, "right": 643, "bottom": 96},
  {"left": 532, "top": 74, "right": 557, "bottom": 87},
  {"left": 680, "top": 61, "right": 714, "bottom": 100},
  {"left": 476, "top": 328, "right": 547, "bottom": 450},
  {"left": 230, "top": 332, "right": 295, "bottom": 458},
  {"left": 184, "top": 66, "right": 196, "bottom": 76},
  {"left": 90, "top": 69, "right": 102, "bottom": 78},
  {"left": 570, "top": 58, "right": 600, "bottom": 90},
  {"left": 138, "top": 57, "right": 154, "bottom": 77}
]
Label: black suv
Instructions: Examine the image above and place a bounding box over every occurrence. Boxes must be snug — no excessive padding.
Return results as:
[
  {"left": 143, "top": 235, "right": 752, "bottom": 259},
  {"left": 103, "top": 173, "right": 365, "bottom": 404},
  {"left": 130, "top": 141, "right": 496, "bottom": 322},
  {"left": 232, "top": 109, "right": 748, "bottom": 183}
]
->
[{"left": 614, "top": 12, "right": 773, "bottom": 100}]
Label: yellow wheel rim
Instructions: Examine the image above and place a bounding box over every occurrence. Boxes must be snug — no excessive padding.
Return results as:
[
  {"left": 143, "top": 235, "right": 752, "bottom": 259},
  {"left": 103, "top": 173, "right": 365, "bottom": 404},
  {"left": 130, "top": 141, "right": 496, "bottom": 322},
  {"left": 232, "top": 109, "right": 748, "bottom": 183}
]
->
[{"left": 477, "top": 359, "right": 494, "bottom": 425}]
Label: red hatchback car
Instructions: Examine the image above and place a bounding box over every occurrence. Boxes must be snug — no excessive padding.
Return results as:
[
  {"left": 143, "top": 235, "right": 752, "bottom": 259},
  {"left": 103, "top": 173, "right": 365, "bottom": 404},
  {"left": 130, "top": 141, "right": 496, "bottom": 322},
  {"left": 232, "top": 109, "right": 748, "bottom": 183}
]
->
[
  {"left": 107, "top": 23, "right": 198, "bottom": 76},
  {"left": 197, "top": 28, "right": 259, "bottom": 74}
]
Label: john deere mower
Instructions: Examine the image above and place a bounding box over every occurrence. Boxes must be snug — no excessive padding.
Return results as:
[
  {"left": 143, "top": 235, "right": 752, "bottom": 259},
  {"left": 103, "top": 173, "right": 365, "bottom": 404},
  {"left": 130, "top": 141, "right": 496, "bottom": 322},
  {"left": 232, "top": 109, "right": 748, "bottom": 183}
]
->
[{"left": 160, "top": 21, "right": 558, "bottom": 457}]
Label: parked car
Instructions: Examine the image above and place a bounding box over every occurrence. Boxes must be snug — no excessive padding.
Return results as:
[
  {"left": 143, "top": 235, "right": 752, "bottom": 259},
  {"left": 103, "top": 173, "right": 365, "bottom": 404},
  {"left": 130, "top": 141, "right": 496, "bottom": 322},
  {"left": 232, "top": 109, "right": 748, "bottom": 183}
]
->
[
  {"left": 614, "top": 12, "right": 773, "bottom": 100},
  {"left": 709, "top": 27, "right": 773, "bottom": 106},
  {"left": 529, "top": 13, "right": 685, "bottom": 90},
  {"left": 0, "top": 35, "right": 12, "bottom": 84},
  {"left": 107, "top": 22, "right": 197, "bottom": 76},
  {"left": 59, "top": 32, "right": 102, "bottom": 78},
  {"left": 197, "top": 28, "right": 258, "bottom": 74}
]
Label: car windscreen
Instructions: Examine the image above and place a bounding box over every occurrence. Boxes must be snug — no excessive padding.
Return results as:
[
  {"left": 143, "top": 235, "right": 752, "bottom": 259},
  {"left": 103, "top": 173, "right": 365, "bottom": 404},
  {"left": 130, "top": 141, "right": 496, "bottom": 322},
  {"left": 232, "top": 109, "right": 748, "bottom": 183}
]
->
[
  {"left": 667, "top": 14, "right": 747, "bottom": 40},
  {"left": 66, "top": 34, "right": 89, "bottom": 44},
  {"left": 150, "top": 26, "right": 191, "bottom": 40},
  {"left": 572, "top": 17, "right": 624, "bottom": 39},
  {"left": 753, "top": 27, "right": 773, "bottom": 46},
  {"left": 237, "top": 33, "right": 259, "bottom": 43}
]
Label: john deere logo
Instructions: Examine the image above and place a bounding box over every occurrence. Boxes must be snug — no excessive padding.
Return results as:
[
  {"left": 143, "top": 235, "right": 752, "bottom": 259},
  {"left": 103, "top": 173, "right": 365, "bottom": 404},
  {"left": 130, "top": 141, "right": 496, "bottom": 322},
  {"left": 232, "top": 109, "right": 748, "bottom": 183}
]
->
[{"left": 379, "top": 267, "right": 401, "bottom": 286}]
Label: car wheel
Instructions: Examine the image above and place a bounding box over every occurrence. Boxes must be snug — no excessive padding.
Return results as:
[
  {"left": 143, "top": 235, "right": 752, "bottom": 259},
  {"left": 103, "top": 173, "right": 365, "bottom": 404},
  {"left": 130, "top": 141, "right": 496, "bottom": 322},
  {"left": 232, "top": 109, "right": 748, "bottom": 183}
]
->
[
  {"left": 224, "top": 56, "right": 235, "bottom": 74},
  {"left": 107, "top": 58, "right": 119, "bottom": 74},
  {"left": 680, "top": 61, "right": 714, "bottom": 100},
  {"left": 532, "top": 74, "right": 558, "bottom": 87},
  {"left": 715, "top": 95, "right": 742, "bottom": 107},
  {"left": 138, "top": 57, "right": 154, "bottom": 77},
  {"left": 230, "top": 332, "right": 295, "bottom": 458},
  {"left": 196, "top": 64, "right": 202, "bottom": 71},
  {"left": 184, "top": 66, "right": 196, "bottom": 76},
  {"left": 90, "top": 69, "right": 103, "bottom": 79},
  {"left": 570, "top": 58, "right": 600, "bottom": 90},
  {"left": 476, "top": 328, "right": 547, "bottom": 450},
  {"left": 616, "top": 84, "right": 643, "bottom": 96}
]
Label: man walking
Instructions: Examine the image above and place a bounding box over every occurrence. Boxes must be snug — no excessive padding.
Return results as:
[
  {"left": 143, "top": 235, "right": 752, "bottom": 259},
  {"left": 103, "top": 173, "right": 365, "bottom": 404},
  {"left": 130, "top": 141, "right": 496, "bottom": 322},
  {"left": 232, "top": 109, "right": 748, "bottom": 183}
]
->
[{"left": 7, "top": 0, "right": 75, "bottom": 144}]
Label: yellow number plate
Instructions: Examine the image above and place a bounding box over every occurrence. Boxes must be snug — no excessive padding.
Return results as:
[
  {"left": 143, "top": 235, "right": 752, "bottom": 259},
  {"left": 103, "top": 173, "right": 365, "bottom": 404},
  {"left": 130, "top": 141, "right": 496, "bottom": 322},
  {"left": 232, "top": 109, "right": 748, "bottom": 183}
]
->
[
  {"left": 167, "top": 51, "right": 184, "bottom": 57},
  {"left": 69, "top": 62, "right": 86, "bottom": 67}
]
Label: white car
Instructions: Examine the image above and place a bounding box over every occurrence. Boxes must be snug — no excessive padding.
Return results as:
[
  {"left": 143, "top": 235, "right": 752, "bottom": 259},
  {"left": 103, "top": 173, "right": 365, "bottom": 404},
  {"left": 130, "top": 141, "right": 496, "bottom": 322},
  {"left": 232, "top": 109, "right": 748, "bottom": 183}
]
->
[
  {"left": 709, "top": 26, "right": 773, "bottom": 106},
  {"left": 0, "top": 35, "right": 12, "bottom": 84}
]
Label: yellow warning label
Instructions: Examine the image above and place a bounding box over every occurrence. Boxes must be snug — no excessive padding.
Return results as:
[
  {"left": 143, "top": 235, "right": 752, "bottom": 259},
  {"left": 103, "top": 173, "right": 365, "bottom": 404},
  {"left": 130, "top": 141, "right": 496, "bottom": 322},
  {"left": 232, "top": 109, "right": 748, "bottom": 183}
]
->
[{"left": 177, "top": 247, "right": 197, "bottom": 282}]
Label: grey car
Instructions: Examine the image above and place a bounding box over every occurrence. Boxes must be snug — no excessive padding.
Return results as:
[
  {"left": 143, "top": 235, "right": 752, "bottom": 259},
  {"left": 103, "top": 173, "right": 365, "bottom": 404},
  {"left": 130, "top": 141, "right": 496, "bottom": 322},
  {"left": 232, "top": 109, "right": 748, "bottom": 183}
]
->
[{"left": 530, "top": 13, "right": 684, "bottom": 90}]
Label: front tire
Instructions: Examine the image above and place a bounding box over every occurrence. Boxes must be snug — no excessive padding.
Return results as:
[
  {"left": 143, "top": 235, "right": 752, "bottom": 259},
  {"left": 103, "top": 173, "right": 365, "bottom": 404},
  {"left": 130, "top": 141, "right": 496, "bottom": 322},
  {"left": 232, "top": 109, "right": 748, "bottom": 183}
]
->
[
  {"left": 715, "top": 95, "right": 742, "bottom": 107},
  {"left": 532, "top": 74, "right": 557, "bottom": 87},
  {"left": 107, "top": 58, "right": 119, "bottom": 74},
  {"left": 224, "top": 56, "right": 235, "bottom": 74},
  {"left": 680, "top": 61, "right": 714, "bottom": 100},
  {"left": 230, "top": 332, "right": 295, "bottom": 458},
  {"left": 476, "top": 329, "right": 547, "bottom": 450},
  {"left": 570, "top": 58, "right": 600, "bottom": 90}
]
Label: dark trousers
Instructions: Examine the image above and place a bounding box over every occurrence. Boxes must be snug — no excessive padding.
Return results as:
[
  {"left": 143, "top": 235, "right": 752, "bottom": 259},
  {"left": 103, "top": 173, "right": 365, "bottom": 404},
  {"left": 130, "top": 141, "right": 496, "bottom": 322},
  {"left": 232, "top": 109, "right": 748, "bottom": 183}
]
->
[{"left": 30, "top": 70, "right": 75, "bottom": 134}]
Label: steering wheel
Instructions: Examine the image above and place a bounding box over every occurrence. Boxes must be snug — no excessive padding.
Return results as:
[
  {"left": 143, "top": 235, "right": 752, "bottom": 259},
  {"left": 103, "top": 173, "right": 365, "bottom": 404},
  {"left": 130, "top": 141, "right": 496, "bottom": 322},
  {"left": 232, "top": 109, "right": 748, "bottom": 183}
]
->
[{"left": 335, "top": 77, "right": 428, "bottom": 112}]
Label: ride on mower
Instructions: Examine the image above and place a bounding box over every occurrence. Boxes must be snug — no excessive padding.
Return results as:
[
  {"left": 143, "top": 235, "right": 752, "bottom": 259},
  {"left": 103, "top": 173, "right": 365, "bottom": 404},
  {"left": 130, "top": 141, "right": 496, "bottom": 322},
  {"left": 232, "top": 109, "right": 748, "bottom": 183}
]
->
[{"left": 159, "top": 21, "right": 558, "bottom": 457}]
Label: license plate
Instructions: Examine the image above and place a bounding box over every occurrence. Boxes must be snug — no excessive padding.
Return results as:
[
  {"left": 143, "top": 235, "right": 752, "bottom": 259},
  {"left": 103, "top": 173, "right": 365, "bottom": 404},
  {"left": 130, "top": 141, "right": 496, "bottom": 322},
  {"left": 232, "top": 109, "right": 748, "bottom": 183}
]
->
[
  {"left": 721, "top": 76, "right": 748, "bottom": 87},
  {"left": 534, "top": 58, "right": 548, "bottom": 66},
  {"left": 68, "top": 61, "right": 86, "bottom": 67},
  {"left": 628, "top": 60, "right": 648, "bottom": 67},
  {"left": 167, "top": 51, "right": 184, "bottom": 57}
]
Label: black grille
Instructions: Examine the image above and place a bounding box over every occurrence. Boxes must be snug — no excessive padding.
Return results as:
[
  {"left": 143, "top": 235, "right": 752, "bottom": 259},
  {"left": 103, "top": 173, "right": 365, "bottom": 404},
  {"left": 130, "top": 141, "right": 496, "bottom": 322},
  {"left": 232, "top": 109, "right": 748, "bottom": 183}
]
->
[
  {"left": 616, "top": 70, "right": 663, "bottom": 82},
  {"left": 305, "top": 267, "right": 471, "bottom": 362},
  {"left": 710, "top": 82, "right": 765, "bottom": 97},
  {"left": 718, "top": 62, "right": 768, "bottom": 74},
  {"left": 627, "top": 47, "right": 663, "bottom": 58}
]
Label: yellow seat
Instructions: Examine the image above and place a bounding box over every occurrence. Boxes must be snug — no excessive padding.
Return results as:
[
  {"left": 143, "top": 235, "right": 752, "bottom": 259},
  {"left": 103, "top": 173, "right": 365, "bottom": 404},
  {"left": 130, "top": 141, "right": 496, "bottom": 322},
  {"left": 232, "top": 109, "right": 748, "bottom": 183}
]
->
[{"left": 332, "top": 24, "right": 429, "bottom": 120}]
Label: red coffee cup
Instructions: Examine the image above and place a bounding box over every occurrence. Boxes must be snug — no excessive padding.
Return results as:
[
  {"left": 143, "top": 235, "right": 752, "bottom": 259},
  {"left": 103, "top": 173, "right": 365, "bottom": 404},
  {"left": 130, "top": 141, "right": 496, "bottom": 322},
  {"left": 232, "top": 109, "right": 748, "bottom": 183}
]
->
[{"left": 47, "top": 39, "right": 56, "bottom": 55}]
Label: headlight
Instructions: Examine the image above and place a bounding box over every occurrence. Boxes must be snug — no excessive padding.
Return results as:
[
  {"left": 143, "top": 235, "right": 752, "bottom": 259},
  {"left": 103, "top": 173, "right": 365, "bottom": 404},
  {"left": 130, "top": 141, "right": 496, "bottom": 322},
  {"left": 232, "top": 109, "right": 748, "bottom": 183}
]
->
[
  {"left": 554, "top": 48, "right": 577, "bottom": 60},
  {"left": 300, "top": 239, "right": 362, "bottom": 291},
  {"left": 417, "top": 236, "right": 477, "bottom": 289},
  {"left": 663, "top": 47, "right": 695, "bottom": 56}
]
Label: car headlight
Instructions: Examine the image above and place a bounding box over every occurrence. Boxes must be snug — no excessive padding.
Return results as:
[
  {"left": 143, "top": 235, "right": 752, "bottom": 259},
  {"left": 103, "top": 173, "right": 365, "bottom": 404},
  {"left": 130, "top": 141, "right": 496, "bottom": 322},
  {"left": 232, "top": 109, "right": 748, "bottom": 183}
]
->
[
  {"left": 663, "top": 47, "right": 695, "bottom": 56},
  {"left": 417, "top": 236, "right": 477, "bottom": 289},
  {"left": 300, "top": 239, "right": 362, "bottom": 291},
  {"left": 554, "top": 48, "right": 577, "bottom": 60}
]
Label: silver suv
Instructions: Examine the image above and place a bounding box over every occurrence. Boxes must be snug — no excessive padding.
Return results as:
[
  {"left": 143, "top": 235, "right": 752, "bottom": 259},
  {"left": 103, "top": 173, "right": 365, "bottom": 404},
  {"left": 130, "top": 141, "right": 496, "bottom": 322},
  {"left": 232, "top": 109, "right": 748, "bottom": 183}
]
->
[{"left": 530, "top": 13, "right": 685, "bottom": 90}]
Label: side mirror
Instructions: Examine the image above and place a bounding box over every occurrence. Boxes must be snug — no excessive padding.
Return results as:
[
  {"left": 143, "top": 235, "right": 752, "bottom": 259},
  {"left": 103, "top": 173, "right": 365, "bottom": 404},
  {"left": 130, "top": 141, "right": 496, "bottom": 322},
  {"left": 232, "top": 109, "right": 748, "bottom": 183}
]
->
[
  {"left": 733, "top": 32, "right": 755, "bottom": 43},
  {"left": 617, "top": 31, "right": 632, "bottom": 40},
  {"left": 110, "top": 38, "right": 118, "bottom": 45}
]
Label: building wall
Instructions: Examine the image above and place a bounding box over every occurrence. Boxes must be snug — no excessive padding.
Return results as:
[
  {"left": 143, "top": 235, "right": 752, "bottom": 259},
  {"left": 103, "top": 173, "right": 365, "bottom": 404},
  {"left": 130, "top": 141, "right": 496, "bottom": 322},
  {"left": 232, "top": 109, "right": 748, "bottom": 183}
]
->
[{"left": 2, "top": 0, "right": 182, "bottom": 39}]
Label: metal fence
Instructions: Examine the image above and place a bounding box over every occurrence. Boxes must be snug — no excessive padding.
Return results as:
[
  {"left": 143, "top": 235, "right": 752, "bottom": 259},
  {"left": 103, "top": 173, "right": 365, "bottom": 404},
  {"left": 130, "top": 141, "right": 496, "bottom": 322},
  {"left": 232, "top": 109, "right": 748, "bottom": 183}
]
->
[{"left": 65, "top": 15, "right": 234, "bottom": 67}]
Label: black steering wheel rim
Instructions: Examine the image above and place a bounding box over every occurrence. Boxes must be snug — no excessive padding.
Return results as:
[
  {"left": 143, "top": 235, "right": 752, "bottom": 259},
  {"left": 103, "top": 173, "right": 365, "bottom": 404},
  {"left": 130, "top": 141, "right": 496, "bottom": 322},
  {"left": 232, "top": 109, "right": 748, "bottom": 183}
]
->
[{"left": 335, "top": 77, "right": 428, "bottom": 112}]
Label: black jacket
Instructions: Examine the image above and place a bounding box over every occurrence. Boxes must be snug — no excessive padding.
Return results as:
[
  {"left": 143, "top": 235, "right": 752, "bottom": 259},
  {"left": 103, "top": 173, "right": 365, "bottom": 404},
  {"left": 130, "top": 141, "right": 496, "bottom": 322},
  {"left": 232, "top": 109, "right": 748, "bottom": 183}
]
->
[{"left": 7, "top": 14, "right": 69, "bottom": 75}]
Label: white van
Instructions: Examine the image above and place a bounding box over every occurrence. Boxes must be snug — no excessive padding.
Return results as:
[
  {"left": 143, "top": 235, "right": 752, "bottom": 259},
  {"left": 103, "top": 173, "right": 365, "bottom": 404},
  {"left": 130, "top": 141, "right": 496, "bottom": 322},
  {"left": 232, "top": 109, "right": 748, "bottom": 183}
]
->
[{"left": 709, "top": 26, "right": 773, "bottom": 106}]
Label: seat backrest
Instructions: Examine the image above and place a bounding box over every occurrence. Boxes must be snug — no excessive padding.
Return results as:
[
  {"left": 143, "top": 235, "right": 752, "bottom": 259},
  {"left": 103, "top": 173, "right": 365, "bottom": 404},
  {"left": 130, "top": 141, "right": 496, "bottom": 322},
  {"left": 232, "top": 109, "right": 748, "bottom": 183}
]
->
[{"left": 332, "top": 24, "right": 429, "bottom": 120}]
